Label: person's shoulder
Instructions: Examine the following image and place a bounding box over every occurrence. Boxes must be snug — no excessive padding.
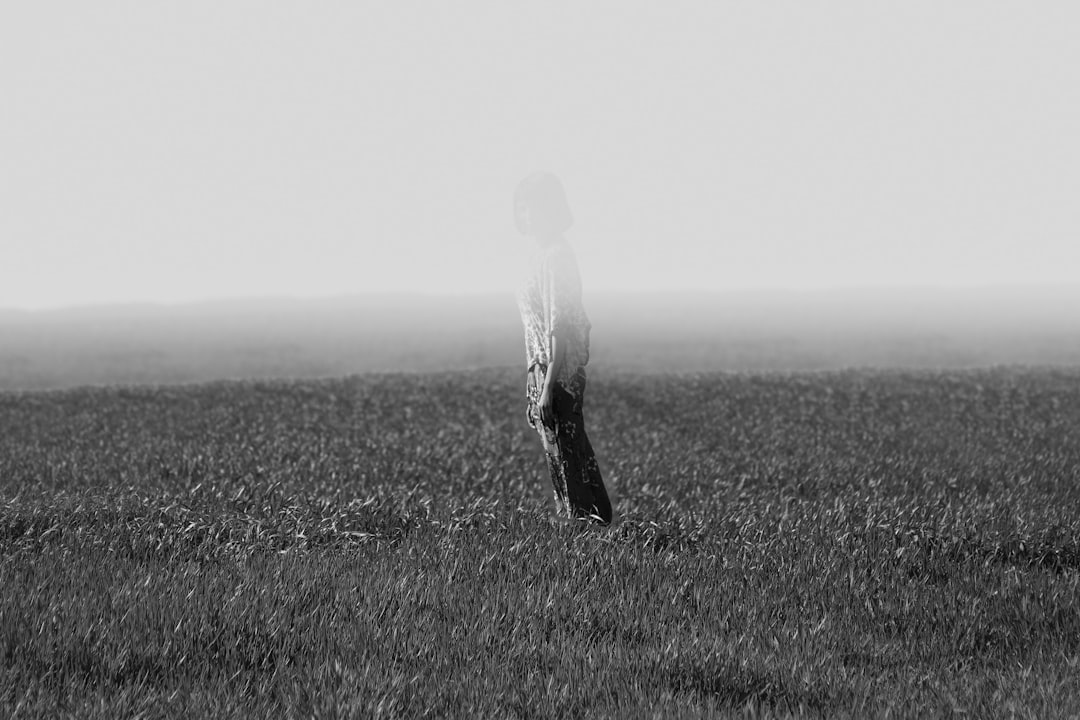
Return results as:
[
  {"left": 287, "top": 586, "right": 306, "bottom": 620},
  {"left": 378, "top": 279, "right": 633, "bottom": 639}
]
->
[
  {"left": 552, "top": 237, "right": 575, "bottom": 255},
  {"left": 542, "top": 238, "right": 578, "bottom": 266}
]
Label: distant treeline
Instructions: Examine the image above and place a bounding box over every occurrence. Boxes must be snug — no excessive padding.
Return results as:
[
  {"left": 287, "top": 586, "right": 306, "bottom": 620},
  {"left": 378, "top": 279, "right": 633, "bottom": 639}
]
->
[{"left": 2, "top": 287, "right": 1079, "bottom": 390}]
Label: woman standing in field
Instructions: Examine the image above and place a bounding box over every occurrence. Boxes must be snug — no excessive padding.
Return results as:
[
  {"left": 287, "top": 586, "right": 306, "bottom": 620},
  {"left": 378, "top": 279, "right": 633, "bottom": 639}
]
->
[{"left": 514, "top": 172, "right": 612, "bottom": 525}]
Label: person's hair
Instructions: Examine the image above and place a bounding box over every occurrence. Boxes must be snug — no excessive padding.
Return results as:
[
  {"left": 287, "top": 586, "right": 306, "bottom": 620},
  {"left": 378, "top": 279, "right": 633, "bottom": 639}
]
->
[{"left": 514, "top": 171, "right": 574, "bottom": 236}]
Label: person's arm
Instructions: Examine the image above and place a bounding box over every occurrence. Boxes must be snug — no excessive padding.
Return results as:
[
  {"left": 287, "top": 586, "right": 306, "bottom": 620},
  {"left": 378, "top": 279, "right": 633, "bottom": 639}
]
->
[{"left": 538, "top": 330, "right": 566, "bottom": 429}]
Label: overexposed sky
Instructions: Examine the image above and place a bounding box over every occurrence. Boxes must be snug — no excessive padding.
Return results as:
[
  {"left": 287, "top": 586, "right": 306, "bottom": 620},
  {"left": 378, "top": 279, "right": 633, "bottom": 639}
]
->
[{"left": 2, "top": 2, "right": 1078, "bottom": 309}]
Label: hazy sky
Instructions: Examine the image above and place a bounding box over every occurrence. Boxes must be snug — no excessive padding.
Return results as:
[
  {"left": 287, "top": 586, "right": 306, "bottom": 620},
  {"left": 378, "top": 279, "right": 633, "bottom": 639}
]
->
[{"left": 3, "top": 2, "right": 1078, "bottom": 309}]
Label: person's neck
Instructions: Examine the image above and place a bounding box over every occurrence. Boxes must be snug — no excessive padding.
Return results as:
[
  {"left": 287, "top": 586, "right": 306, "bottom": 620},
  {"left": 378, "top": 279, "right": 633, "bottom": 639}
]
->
[{"left": 533, "top": 232, "right": 564, "bottom": 249}]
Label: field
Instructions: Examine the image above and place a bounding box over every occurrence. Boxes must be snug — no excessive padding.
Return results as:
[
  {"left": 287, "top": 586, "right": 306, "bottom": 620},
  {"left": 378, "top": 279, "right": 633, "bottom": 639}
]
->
[{"left": 2, "top": 366, "right": 1080, "bottom": 718}]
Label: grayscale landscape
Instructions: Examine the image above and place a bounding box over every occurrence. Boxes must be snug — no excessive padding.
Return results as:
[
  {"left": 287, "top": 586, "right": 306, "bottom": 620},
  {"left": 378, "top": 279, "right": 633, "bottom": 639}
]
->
[{"left": 4, "top": 0, "right": 1079, "bottom": 715}]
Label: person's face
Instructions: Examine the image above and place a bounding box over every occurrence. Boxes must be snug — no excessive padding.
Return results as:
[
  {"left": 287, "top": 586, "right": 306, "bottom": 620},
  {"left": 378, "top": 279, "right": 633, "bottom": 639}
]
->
[{"left": 514, "top": 198, "right": 532, "bottom": 237}]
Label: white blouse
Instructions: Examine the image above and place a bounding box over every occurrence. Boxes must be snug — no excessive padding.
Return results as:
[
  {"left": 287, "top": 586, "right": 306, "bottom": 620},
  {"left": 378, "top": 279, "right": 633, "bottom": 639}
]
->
[{"left": 516, "top": 238, "right": 591, "bottom": 384}]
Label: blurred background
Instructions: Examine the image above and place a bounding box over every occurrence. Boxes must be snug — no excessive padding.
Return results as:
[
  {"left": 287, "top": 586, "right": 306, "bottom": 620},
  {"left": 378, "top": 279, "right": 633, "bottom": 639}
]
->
[{"left": 2, "top": 2, "right": 1078, "bottom": 388}]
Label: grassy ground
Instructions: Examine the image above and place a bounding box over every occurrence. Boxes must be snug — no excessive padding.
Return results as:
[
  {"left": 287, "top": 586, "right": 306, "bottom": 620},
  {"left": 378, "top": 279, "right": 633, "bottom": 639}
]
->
[{"left": 1, "top": 366, "right": 1079, "bottom": 718}]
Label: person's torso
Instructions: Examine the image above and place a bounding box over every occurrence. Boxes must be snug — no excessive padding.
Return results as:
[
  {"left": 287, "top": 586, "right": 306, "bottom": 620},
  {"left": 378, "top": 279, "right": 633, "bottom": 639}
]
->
[{"left": 516, "top": 238, "right": 591, "bottom": 376}]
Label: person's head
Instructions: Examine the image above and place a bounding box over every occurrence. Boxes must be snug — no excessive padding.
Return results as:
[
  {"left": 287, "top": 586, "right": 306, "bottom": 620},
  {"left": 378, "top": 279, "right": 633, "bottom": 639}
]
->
[{"left": 514, "top": 171, "right": 574, "bottom": 238}]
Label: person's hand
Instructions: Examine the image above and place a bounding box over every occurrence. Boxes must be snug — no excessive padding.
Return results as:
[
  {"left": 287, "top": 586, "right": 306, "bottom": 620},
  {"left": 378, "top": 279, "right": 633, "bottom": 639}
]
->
[{"left": 538, "top": 386, "right": 556, "bottom": 429}]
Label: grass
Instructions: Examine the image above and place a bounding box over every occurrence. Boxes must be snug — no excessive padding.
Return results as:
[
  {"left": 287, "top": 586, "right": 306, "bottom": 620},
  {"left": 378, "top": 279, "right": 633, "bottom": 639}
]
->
[{"left": 1, "top": 366, "right": 1079, "bottom": 718}]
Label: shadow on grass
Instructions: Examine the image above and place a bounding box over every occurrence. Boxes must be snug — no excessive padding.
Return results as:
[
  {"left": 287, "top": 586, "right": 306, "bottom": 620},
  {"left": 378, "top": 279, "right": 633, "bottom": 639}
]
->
[
  {"left": 897, "top": 527, "right": 1080, "bottom": 582},
  {"left": 659, "top": 660, "right": 846, "bottom": 713}
]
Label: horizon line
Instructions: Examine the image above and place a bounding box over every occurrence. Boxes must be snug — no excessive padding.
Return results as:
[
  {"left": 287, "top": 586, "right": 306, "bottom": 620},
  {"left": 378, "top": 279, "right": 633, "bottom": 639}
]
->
[{"left": 3, "top": 281, "right": 1080, "bottom": 315}]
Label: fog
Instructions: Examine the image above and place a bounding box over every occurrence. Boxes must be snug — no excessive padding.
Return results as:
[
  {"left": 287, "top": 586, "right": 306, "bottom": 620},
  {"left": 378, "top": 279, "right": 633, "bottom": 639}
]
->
[
  {"left": 4, "top": 3, "right": 1078, "bottom": 386},
  {"left": 3, "top": 287, "right": 1078, "bottom": 391},
  {"left": 3, "top": 3, "right": 1079, "bottom": 309}
]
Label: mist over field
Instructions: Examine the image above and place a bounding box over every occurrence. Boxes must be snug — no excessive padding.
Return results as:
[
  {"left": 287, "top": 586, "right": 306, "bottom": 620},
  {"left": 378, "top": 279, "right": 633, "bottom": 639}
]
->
[{"left": 2, "top": 286, "right": 1078, "bottom": 391}]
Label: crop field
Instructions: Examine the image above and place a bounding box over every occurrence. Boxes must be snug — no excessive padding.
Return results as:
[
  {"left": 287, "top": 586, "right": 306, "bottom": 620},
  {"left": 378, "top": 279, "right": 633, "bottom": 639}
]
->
[{"left": 2, "top": 366, "right": 1079, "bottom": 718}]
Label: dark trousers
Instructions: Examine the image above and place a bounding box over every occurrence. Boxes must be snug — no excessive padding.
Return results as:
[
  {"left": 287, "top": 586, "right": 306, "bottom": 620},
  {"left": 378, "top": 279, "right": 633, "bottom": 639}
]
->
[{"left": 526, "top": 365, "right": 612, "bottom": 524}]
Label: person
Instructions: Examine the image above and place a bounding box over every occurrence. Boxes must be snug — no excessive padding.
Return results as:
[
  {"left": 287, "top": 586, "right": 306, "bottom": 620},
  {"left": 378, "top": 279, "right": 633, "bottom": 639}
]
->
[{"left": 514, "top": 171, "right": 613, "bottom": 524}]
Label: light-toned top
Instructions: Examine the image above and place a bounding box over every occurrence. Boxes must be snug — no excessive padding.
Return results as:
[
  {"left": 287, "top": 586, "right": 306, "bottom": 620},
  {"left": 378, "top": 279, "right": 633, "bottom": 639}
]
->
[{"left": 516, "top": 238, "right": 591, "bottom": 385}]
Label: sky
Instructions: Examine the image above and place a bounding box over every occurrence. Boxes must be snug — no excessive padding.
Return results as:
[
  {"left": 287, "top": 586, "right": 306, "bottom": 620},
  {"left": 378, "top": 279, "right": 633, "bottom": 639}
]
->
[{"left": 2, "top": 2, "right": 1078, "bottom": 309}]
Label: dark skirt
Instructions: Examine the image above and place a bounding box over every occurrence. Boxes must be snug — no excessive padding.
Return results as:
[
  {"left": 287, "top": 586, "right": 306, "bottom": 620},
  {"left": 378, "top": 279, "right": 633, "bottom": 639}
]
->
[{"left": 526, "top": 365, "right": 612, "bottom": 524}]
